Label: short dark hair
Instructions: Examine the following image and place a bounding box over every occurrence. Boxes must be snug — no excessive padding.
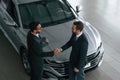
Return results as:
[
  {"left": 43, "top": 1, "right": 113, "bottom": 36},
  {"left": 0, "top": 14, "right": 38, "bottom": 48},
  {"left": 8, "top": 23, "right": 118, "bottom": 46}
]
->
[
  {"left": 73, "top": 21, "right": 84, "bottom": 31},
  {"left": 29, "top": 21, "right": 40, "bottom": 31}
]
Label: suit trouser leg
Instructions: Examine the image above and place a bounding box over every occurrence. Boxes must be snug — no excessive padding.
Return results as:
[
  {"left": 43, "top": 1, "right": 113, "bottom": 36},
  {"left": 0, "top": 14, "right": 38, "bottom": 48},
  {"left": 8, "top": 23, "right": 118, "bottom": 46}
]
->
[
  {"left": 69, "top": 64, "right": 75, "bottom": 80},
  {"left": 30, "top": 68, "right": 43, "bottom": 80},
  {"left": 76, "top": 68, "right": 85, "bottom": 80},
  {"left": 30, "top": 61, "right": 43, "bottom": 80}
]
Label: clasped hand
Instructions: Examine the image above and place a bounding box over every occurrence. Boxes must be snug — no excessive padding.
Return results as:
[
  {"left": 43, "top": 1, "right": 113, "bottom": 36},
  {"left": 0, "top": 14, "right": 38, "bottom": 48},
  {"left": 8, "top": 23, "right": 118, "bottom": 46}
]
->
[
  {"left": 45, "top": 38, "right": 61, "bottom": 55},
  {"left": 53, "top": 48, "right": 61, "bottom": 55}
]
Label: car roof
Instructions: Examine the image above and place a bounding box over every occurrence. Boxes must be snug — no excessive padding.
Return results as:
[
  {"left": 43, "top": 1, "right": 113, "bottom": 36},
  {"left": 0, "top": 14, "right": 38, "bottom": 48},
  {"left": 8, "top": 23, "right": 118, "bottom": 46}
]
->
[{"left": 12, "top": 0, "right": 42, "bottom": 4}]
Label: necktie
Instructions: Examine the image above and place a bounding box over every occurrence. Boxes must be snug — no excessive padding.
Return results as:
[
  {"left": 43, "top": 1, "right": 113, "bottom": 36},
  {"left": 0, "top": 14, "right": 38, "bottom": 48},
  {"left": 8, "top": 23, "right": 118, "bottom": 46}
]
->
[{"left": 75, "top": 35, "right": 78, "bottom": 41}]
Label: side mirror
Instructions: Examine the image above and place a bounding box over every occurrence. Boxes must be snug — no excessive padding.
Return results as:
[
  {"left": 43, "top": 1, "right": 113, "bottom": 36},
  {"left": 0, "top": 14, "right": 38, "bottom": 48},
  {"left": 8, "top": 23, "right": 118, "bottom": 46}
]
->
[
  {"left": 13, "top": 24, "right": 18, "bottom": 28},
  {"left": 76, "top": 6, "right": 80, "bottom": 13},
  {"left": 0, "top": 9, "right": 18, "bottom": 28},
  {"left": 76, "top": 5, "right": 82, "bottom": 13},
  {"left": 5, "top": 20, "right": 17, "bottom": 27},
  {"left": 3, "top": 17, "right": 18, "bottom": 28}
]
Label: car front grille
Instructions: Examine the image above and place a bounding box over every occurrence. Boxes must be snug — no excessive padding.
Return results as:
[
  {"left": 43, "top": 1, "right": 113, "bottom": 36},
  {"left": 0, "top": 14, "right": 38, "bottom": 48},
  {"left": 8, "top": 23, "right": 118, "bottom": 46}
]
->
[{"left": 50, "top": 61, "right": 69, "bottom": 76}]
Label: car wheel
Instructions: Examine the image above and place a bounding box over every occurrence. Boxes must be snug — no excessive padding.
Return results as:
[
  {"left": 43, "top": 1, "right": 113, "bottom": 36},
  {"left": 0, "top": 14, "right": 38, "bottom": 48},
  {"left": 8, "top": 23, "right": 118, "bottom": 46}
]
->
[{"left": 21, "top": 49, "right": 31, "bottom": 75}]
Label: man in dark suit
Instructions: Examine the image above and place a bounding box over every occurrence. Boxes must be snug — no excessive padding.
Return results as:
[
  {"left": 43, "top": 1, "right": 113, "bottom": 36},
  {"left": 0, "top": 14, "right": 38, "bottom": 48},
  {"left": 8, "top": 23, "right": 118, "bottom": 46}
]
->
[
  {"left": 58, "top": 21, "right": 88, "bottom": 80},
  {"left": 27, "top": 21, "right": 59, "bottom": 80}
]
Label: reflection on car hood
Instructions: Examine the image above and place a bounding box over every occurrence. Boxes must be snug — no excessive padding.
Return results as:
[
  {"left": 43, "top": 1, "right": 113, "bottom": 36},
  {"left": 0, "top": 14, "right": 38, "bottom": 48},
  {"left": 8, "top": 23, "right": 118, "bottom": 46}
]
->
[{"left": 39, "top": 20, "right": 102, "bottom": 62}]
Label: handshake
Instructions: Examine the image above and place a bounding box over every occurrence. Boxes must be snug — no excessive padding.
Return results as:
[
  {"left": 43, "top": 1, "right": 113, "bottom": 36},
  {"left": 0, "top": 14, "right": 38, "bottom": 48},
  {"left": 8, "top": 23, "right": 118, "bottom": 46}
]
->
[
  {"left": 45, "top": 38, "right": 62, "bottom": 55},
  {"left": 53, "top": 48, "right": 62, "bottom": 56}
]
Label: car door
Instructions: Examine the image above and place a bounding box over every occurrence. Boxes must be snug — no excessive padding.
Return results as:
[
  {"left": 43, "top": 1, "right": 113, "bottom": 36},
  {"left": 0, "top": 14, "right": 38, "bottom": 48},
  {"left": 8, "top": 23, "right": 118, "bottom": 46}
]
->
[{"left": 0, "top": 1, "right": 21, "bottom": 52}]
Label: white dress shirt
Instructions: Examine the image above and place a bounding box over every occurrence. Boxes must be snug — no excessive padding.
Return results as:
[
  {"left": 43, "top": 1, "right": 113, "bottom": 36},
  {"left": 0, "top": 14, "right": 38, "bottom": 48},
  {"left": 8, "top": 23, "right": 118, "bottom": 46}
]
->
[
  {"left": 76, "top": 31, "right": 83, "bottom": 40},
  {"left": 31, "top": 32, "right": 39, "bottom": 38}
]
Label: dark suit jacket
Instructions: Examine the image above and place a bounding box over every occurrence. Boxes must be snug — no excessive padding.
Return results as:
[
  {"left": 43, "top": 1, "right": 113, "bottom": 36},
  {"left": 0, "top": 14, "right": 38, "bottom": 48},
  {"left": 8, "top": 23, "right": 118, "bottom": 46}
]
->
[
  {"left": 27, "top": 31, "right": 54, "bottom": 62},
  {"left": 61, "top": 33, "right": 88, "bottom": 69},
  {"left": 27, "top": 31, "right": 54, "bottom": 80}
]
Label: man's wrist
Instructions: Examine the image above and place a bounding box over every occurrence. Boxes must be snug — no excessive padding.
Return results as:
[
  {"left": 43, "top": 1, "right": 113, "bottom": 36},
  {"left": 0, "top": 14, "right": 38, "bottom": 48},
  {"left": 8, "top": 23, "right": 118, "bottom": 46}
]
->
[{"left": 60, "top": 48, "right": 63, "bottom": 52}]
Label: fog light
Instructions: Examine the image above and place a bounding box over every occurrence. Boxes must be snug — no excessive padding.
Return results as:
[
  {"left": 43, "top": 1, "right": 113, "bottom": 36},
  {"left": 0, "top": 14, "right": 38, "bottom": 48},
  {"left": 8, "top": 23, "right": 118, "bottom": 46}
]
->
[{"left": 84, "top": 63, "right": 91, "bottom": 68}]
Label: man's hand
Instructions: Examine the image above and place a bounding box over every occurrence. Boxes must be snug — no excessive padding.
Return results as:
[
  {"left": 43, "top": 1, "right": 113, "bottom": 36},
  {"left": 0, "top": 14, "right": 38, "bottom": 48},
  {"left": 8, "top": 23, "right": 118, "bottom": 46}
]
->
[
  {"left": 45, "top": 38, "right": 49, "bottom": 43},
  {"left": 53, "top": 48, "right": 61, "bottom": 55},
  {"left": 74, "top": 67, "right": 79, "bottom": 73}
]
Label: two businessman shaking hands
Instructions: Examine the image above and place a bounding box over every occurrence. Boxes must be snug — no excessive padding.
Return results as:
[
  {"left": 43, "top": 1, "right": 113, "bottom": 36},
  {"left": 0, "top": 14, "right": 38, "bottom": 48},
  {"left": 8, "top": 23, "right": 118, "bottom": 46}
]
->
[{"left": 27, "top": 21, "right": 88, "bottom": 80}]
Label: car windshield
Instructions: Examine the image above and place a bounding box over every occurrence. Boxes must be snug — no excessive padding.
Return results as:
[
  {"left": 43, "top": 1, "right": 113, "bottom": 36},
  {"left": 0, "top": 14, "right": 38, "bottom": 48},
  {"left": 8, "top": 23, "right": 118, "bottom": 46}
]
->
[{"left": 19, "top": 0, "right": 75, "bottom": 28}]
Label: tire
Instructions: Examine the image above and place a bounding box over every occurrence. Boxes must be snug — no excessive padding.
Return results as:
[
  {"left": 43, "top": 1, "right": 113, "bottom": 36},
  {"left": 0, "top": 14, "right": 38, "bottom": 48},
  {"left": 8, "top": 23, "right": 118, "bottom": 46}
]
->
[{"left": 21, "top": 49, "right": 31, "bottom": 75}]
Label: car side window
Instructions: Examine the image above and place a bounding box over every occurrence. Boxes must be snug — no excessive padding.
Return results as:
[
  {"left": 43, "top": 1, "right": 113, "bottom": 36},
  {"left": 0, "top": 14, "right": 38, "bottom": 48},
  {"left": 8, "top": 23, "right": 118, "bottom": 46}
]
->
[{"left": 6, "top": 1, "right": 20, "bottom": 26}]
